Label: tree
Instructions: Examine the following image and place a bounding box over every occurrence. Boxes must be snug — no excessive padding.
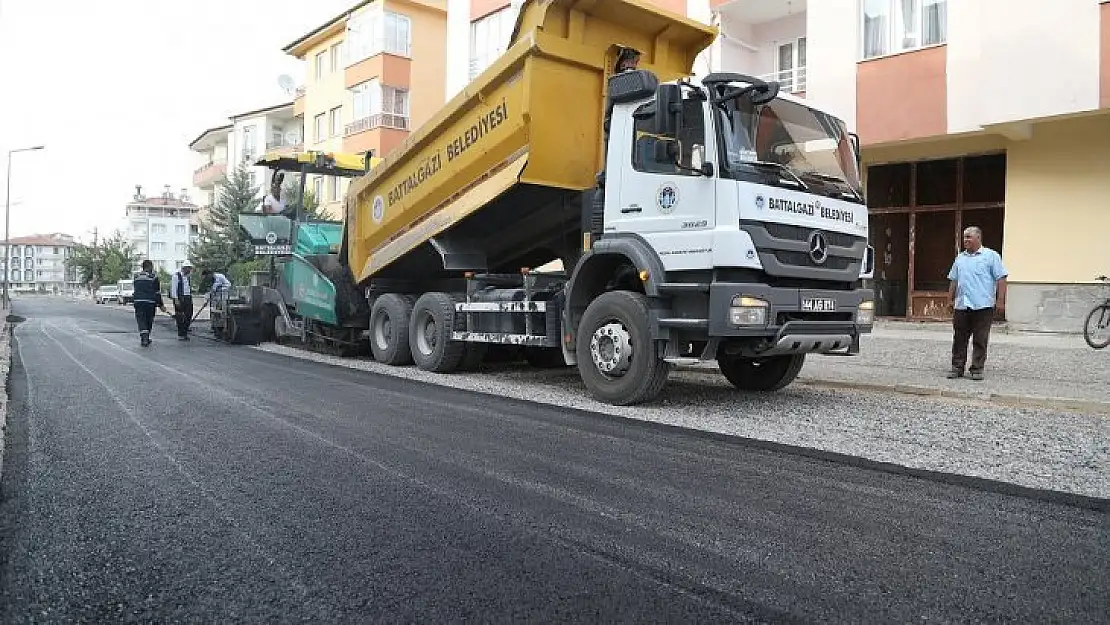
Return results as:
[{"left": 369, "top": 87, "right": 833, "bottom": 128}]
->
[
  {"left": 189, "top": 162, "right": 260, "bottom": 273},
  {"left": 66, "top": 230, "right": 140, "bottom": 289},
  {"left": 282, "top": 175, "right": 332, "bottom": 221}
]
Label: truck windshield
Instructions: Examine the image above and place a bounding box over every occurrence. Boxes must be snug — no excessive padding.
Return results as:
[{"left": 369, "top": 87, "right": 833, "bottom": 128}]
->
[{"left": 714, "top": 96, "right": 863, "bottom": 202}]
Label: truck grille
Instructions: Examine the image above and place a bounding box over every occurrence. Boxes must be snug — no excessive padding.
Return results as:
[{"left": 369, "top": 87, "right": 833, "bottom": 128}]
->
[{"left": 742, "top": 221, "right": 867, "bottom": 282}]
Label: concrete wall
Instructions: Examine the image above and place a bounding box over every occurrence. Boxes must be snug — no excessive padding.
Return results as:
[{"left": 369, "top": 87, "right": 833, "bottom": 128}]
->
[{"left": 804, "top": 0, "right": 859, "bottom": 131}]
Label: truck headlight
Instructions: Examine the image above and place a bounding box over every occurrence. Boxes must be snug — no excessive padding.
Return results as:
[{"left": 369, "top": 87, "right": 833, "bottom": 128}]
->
[
  {"left": 730, "top": 295, "right": 769, "bottom": 326},
  {"left": 857, "top": 300, "right": 875, "bottom": 326}
]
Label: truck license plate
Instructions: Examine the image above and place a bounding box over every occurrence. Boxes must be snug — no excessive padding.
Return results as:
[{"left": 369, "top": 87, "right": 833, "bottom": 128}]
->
[{"left": 802, "top": 298, "right": 837, "bottom": 312}]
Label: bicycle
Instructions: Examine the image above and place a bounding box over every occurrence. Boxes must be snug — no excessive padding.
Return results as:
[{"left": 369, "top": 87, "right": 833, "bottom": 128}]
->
[{"left": 1083, "top": 275, "right": 1110, "bottom": 349}]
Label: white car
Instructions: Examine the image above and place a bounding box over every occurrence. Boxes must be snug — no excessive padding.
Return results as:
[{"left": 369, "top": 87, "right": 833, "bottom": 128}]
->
[
  {"left": 117, "top": 279, "right": 135, "bottom": 304},
  {"left": 95, "top": 285, "right": 119, "bottom": 304}
]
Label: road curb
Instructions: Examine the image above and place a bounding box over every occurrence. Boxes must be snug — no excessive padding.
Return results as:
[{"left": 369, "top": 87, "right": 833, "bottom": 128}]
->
[
  {"left": 794, "top": 378, "right": 1110, "bottom": 416},
  {"left": 0, "top": 312, "right": 12, "bottom": 481}
]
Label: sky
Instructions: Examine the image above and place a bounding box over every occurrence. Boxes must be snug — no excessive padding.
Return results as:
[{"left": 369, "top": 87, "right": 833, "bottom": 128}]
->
[{"left": 0, "top": 0, "right": 354, "bottom": 244}]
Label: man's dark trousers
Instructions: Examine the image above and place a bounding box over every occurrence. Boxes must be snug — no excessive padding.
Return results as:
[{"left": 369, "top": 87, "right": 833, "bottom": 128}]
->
[
  {"left": 952, "top": 307, "right": 994, "bottom": 374},
  {"left": 135, "top": 302, "right": 156, "bottom": 344},
  {"left": 176, "top": 296, "right": 194, "bottom": 338}
]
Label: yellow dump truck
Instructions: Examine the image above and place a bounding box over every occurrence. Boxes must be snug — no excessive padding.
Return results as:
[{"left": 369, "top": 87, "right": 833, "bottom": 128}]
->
[{"left": 341, "top": 0, "right": 875, "bottom": 405}]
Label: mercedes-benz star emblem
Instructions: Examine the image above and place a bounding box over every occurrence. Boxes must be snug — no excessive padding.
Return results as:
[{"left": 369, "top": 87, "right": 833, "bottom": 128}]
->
[{"left": 808, "top": 231, "right": 829, "bottom": 265}]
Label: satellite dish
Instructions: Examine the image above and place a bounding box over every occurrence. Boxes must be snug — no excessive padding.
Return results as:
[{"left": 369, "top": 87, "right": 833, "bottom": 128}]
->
[{"left": 278, "top": 74, "right": 295, "bottom": 95}]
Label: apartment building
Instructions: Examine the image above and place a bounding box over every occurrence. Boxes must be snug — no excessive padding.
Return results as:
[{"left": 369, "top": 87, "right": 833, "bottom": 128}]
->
[
  {"left": 706, "top": 0, "right": 1110, "bottom": 332},
  {"left": 189, "top": 102, "right": 299, "bottom": 216},
  {"left": 2, "top": 233, "right": 79, "bottom": 293},
  {"left": 189, "top": 124, "right": 231, "bottom": 221},
  {"left": 284, "top": 0, "right": 448, "bottom": 218},
  {"left": 123, "top": 186, "right": 201, "bottom": 274}
]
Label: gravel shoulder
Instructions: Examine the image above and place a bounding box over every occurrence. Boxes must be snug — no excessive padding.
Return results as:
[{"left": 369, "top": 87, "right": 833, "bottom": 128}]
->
[{"left": 253, "top": 342, "right": 1110, "bottom": 501}]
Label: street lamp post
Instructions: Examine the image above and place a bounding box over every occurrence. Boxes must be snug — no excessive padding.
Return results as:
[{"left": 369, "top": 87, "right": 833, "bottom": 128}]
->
[{"left": 3, "top": 145, "right": 45, "bottom": 307}]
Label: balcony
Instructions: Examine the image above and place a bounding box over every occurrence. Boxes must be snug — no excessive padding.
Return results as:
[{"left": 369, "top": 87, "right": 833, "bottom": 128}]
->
[
  {"left": 193, "top": 161, "right": 227, "bottom": 189},
  {"left": 265, "top": 138, "right": 304, "bottom": 156},
  {"left": 344, "top": 114, "right": 409, "bottom": 136},
  {"left": 759, "top": 66, "right": 807, "bottom": 96},
  {"left": 713, "top": 0, "right": 807, "bottom": 95}
]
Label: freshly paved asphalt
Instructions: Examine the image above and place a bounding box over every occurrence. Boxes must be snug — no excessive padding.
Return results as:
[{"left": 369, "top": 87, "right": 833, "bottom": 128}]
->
[{"left": 0, "top": 298, "right": 1106, "bottom": 623}]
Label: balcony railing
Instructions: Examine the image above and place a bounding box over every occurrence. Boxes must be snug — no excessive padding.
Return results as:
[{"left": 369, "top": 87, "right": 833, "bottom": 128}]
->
[
  {"left": 193, "top": 160, "right": 227, "bottom": 188},
  {"left": 760, "top": 66, "right": 807, "bottom": 94},
  {"left": 266, "top": 138, "right": 304, "bottom": 151},
  {"left": 344, "top": 114, "right": 410, "bottom": 137}
]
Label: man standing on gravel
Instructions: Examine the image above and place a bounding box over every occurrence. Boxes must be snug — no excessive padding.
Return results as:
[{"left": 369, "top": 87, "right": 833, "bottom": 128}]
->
[{"left": 947, "top": 226, "right": 1007, "bottom": 380}]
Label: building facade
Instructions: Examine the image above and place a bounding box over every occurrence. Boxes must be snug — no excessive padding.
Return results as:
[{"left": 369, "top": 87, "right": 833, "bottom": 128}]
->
[
  {"left": 708, "top": 0, "right": 1110, "bottom": 332},
  {"left": 189, "top": 124, "right": 231, "bottom": 223},
  {"left": 2, "top": 233, "right": 80, "bottom": 294},
  {"left": 284, "top": 0, "right": 448, "bottom": 219},
  {"left": 123, "top": 186, "right": 201, "bottom": 274}
]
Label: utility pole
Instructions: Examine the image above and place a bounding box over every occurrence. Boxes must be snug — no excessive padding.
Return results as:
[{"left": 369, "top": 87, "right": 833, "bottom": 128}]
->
[
  {"left": 91, "top": 226, "right": 98, "bottom": 291},
  {"left": 4, "top": 145, "right": 45, "bottom": 307}
]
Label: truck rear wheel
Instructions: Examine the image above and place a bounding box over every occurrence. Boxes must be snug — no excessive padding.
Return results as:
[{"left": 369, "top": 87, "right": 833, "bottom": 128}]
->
[
  {"left": 409, "top": 292, "right": 467, "bottom": 373},
  {"left": 718, "top": 354, "right": 805, "bottom": 392},
  {"left": 370, "top": 293, "right": 416, "bottom": 365},
  {"left": 575, "top": 290, "right": 671, "bottom": 405}
]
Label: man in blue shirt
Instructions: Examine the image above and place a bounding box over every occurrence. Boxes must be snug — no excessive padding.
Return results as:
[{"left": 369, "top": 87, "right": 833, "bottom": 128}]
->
[{"left": 946, "top": 226, "right": 1007, "bottom": 380}]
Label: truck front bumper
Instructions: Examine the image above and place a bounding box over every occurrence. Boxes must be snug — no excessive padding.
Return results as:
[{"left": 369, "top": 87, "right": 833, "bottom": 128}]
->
[{"left": 657, "top": 282, "right": 875, "bottom": 357}]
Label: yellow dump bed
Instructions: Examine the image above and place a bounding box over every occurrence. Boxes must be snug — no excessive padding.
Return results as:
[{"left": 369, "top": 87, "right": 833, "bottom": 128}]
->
[{"left": 345, "top": 0, "right": 716, "bottom": 283}]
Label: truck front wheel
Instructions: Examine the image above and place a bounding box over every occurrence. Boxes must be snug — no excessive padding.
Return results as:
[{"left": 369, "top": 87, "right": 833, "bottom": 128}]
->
[
  {"left": 718, "top": 354, "right": 805, "bottom": 392},
  {"left": 409, "top": 292, "right": 467, "bottom": 373},
  {"left": 575, "top": 290, "right": 671, "bottom": 405},
  {"left": 370, "top": 293, "right": 416, "bottom": 366}
]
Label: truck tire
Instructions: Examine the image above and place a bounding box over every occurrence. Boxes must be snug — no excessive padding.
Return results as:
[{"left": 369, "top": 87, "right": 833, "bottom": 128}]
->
[
  {"left": 575, "top": 290, "right": 671, "bottom": 405},
  {"left": 409, "top": 292, "right": 467, "bottom": 373},
  {"left": 370, "top": 293, "right": 416, "bottom": 365},
  {"left": 718, "top": 354, "right": 805, "bottom": 392}
]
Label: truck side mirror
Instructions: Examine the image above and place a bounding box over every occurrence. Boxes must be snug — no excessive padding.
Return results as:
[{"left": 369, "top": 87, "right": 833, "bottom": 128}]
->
[{"left": 654, "top": 84, "right": 681, "bottom": 136}]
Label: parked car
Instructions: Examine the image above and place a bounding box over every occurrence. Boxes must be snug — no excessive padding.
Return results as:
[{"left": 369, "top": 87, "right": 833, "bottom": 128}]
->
[
  {"left": 117, "top": 279, "right": 135, "bottom": 304},
  {"left": 95, "top": 285, "right": 119, "bottom": 304}
]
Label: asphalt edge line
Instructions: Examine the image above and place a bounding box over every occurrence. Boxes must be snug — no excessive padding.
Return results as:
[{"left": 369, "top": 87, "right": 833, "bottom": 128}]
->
[
  {"left": 102, "top": 301, "right": 1108, "bottom": 415},
  {"left": 253, "top": 343, "right": 1109, "bottom": 514}
]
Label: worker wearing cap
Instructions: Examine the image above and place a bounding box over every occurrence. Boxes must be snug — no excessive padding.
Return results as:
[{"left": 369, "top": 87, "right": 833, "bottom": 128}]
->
[{"left": 171, "top": 261, "right": 195, "bottom": 340}]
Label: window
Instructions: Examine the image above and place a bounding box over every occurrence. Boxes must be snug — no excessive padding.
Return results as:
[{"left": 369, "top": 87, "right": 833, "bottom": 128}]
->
[
  {"left": 151, "top": 223, "right": 167, "bottom": 235},
  {"left": 314, "top": 113, "right": 326, "bottom": 142},
  {"left": 313, "top": 176, "right": 324, "bottom": 201},
  {"left": 52, "top": 247, "right": 60, "bottom": 255},
  {"left": 346, "top": 9, "right": 412, "bottom": 63},
  {"left": 242, "top": 126, "right": 256, "bottom": 161},
  {"left": 777, "top": 37, "right": 806, "bottom": 92},
  {"left": 330, "top": 106, "right": 342, "bottom": 137},
  {"left": 175, "top": 243, "right": 188, "bottom": 255},
  {"left": 175, "top": 225, "right": 187, "bottom": 235},
  {"left": 315, "top": 51, "right": 327, "bottom": 79},
  {"left": 863, "top": 0, "right": 947, "bottom": 59},
  {"left": 329, "top": 176, "right": 340, "bottom": 201},
  {"left": 151, "top": 242, "right": 167, "bottom": 255},
  {"left": 330, "top": 41, "right": 344, "bottom": 69},
  {"left": 630, "top": 99, "right": 706, "bottom": 177},
  {"left": 469, "top": 7, "right": 516, "bottom": 80},
  {"left": 349, "top": 79, "right": 410, "bottom": 131}
]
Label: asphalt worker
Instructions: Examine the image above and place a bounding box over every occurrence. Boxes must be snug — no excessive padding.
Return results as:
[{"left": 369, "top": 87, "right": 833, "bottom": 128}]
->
[
  {"left": 132, "top": 259, "right": 167, "bottom": 347},
  {"left": 171, "top": 260, "right": 195, "bottom": 340}
]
